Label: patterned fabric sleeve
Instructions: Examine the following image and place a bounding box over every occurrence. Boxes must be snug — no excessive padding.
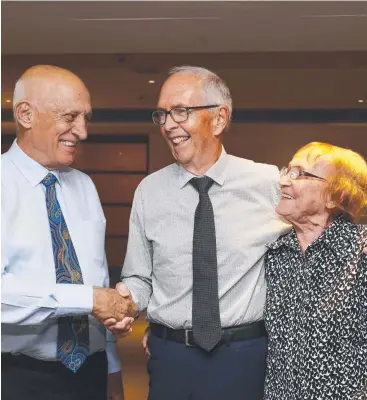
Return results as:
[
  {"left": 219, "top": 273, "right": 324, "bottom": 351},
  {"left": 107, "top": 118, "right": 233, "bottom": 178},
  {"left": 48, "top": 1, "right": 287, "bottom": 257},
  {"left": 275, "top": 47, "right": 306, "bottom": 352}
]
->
[{"left": 360, "top": 252, "right": 367, "bottom": 315}]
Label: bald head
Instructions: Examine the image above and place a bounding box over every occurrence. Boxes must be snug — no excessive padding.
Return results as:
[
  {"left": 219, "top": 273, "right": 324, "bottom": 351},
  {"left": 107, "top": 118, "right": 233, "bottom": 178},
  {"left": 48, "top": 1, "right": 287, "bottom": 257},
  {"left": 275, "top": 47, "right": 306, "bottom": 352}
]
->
[
  {"left": 13, "top": 64, "right": 92, "bottom": 170},
  {"left": 13, "top": 65, "right": 89, "bottom": 114}
]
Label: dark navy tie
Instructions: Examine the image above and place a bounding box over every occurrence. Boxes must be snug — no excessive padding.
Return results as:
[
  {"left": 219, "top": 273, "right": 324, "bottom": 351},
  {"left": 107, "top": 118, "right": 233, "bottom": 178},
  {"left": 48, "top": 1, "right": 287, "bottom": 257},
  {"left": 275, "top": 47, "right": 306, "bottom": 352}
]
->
[
  {"left": 190, "top": 176, "right": 221, "bottom": 351},
  {"left": 42, "top": 173, "right": 89, "bottom": 373}
]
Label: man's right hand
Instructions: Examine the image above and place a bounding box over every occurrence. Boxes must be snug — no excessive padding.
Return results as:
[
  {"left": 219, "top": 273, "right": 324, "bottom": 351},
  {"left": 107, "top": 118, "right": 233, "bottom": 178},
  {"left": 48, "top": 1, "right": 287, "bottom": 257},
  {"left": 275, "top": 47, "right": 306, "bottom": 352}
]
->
[
  {"left": 142, "top": 326, "right": 151, "bottom": 358},
  {"left": 92, "top": 287, "right": 136, "bottom": 326}
]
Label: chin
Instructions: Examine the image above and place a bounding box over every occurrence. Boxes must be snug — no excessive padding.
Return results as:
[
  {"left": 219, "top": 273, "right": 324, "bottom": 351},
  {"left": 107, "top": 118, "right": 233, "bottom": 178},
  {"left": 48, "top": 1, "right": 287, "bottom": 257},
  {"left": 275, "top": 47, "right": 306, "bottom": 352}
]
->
[
  {"left": 57, "top": 156, "right": 75, "bottom": 168},
  {"left": 172, "top": 150, "right": 191, "bottom": 165},
  {"left": 275, "top": 204, "right": 285, "bottom": 215},
  {"left": 275, "top": 206, "right": 291, "bottom": 219}
]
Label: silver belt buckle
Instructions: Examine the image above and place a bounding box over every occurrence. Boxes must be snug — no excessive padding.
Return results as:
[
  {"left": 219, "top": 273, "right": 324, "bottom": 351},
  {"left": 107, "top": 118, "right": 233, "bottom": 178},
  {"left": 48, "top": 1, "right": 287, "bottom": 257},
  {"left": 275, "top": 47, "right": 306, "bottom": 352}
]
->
[{"left": 185, "top": 330, "right": 195, "bottom": 347}]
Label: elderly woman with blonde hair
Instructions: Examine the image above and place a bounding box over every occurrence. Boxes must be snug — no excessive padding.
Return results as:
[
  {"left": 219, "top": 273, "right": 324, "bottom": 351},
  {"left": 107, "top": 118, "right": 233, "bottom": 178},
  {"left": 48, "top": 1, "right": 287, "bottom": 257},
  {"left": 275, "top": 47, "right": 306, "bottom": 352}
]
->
[{"left": 264, "top": 142, "right": 367, "bottom": 400}]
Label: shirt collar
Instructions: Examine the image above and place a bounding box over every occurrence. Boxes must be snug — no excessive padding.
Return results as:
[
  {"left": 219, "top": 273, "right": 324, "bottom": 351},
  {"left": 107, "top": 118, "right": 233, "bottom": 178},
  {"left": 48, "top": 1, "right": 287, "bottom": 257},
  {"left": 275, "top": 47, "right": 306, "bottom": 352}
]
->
[
  {"left": 267, "top": 228, "right": 300, "bottom": 252},
  {"left": 177, "top": 146, "right": 229, "bottom": 189},
  {"left": 7, "top": 140, "right": 61, "bottom": 188},
  {"left": 267, "top": 215, "right": 358, "bottom": 257}
]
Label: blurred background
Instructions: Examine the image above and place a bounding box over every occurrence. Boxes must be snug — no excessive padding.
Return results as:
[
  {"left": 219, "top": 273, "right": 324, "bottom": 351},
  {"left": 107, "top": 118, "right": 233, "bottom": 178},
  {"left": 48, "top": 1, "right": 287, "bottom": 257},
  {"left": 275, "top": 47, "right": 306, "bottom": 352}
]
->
[{"left": 2, "top": 1, "right": 367, "bottom": 398}]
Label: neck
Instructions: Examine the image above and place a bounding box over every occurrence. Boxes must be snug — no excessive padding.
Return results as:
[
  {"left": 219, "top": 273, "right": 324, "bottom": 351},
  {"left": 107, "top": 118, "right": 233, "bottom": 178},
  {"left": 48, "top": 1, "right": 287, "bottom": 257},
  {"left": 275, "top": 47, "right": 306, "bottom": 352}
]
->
[
  {"left": 183, "top": 142, "right": 222, "bottom": 176},
  {"left": 17, "top": 133, "right": 52, "bottom": 170},
  {"left": 292, "top": 214, "right": 333, "bottom": 252}
]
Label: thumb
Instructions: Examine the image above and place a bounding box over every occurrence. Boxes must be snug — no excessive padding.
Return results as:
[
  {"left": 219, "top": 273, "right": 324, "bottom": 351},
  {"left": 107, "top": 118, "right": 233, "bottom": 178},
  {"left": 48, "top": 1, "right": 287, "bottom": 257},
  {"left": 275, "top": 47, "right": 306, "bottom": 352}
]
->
[{"left": 116, "top": 282, "right": 131, "bottom": 298}]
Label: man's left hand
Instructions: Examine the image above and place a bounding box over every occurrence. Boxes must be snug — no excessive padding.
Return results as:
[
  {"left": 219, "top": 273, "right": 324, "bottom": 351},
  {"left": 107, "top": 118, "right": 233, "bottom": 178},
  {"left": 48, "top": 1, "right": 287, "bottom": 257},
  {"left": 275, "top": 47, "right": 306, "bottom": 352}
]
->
[{"left": 107, "top": 371, "right": 124, "bottom": 400}]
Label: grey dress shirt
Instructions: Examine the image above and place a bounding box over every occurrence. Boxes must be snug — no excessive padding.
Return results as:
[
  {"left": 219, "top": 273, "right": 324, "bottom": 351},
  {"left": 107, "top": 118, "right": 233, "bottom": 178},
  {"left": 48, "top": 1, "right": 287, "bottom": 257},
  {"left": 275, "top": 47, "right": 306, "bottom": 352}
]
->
[{"left": 122, "top": 148, "right": 289, "bottom": 329}]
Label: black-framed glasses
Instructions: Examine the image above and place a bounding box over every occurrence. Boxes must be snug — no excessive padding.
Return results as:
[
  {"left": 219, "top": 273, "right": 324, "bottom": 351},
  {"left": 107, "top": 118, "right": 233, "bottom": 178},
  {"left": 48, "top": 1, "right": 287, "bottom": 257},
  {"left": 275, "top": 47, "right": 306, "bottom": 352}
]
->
[
  {"left": 152, "top": 105, "right": 219, "bottom": 125},
  {"left": 280, "top": 166, "right": 327, "bottom": 181}
]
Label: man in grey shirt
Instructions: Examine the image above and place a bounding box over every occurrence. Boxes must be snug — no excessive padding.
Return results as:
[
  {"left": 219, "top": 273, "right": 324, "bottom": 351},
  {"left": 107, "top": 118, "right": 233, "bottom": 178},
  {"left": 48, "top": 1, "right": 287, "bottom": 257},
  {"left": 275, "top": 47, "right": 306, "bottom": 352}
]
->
[{"left": 112, "top": 66, "right": 289, "bottom": 400}]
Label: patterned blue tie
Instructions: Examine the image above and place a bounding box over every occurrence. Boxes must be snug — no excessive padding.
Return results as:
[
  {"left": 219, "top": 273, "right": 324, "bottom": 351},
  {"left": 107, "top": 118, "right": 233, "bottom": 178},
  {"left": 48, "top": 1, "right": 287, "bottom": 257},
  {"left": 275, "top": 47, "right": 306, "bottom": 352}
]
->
[{"left": 42, "top": 173, "right": 89, "bottom": 373}]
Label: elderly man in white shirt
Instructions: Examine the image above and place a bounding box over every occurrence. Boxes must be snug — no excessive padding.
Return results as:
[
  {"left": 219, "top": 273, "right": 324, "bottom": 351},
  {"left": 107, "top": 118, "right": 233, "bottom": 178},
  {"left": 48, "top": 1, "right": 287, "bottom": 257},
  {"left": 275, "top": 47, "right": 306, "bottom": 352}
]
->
[{"left": 1, "top": 65, "right": 137, "bottom": 400}]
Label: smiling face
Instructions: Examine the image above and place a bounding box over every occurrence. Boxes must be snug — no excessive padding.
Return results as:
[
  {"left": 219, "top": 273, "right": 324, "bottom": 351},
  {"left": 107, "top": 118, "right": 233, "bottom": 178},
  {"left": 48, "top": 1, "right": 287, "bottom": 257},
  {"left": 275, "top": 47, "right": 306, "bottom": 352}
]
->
[
  {"left": 15, "top": 67, "right": 92, "bottom": 170},
  {"left": 157, "top": 72, "right": 225, "bottom": 175},
  {"left": 276, "top": 155, "right": 333, "bottom": 225}
]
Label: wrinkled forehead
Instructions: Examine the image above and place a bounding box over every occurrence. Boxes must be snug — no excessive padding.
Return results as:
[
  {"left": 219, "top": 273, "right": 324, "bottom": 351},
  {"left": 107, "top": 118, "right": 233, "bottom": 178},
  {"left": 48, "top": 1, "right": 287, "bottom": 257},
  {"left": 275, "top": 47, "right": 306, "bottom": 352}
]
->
[
  {"left": 157, "top": 73, "right": 205, "bottom": 108},
  {"left": 290, "top": 152, "right": 333, "bottom": 174},
  {"left": 39, "top": 79, "right": 91, "bottom": 113}
]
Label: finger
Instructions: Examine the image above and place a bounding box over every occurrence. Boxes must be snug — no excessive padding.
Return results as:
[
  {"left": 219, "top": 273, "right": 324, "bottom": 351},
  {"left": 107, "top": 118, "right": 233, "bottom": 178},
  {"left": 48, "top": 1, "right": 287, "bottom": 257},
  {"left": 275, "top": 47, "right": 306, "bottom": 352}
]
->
[
  {"left": 110, "top": 319, "right": 134, "bottom": 334},
  {"left": 104, "top": 318, "right": 117, "bottom": 327},
  {"left": 113, "top": 317, "right": 134, "bottom": 329},
  {"left": 115, "top": 327, "right": 132, "bottom": 338},
  {"left": 115, "top": 282, "right": 131, "bottom": 298}
]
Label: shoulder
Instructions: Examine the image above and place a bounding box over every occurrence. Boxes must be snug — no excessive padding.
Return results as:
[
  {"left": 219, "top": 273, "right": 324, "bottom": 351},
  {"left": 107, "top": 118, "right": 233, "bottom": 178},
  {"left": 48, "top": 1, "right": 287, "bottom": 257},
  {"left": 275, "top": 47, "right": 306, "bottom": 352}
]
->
[
  {"left": 1, "top": 151, "right": 11, "bottom": 163},
  {"left": 227, "top": 154, "right": 279, "bottom": 180},
  {"left": 226, "top": 154, "right": 281, "bottom": 205},
  {"left": 356, "top": 223, "right": 367, "bottom": 258},
  {"left": 1, "top": 151, "right": 15, "bottom": 173},
  {"left": 135, "top": 163, "right": 177, "bottom": 192},
  {"left": 1, "top": 151, "right": 22, "bottom": 187},
  {"left": 357, "top": 222, "right": 367, "bottom": 237},
  {"left": 342, "top": 220, "right": 367, "bottom": 244}
]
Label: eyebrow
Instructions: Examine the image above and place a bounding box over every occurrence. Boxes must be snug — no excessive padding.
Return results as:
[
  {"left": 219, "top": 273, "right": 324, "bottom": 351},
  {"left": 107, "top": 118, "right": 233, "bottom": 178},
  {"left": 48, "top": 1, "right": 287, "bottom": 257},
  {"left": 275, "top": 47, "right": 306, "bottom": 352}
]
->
[
  {"left": 156, "top": 103, "right": 190, "bottom": 110},
  {"left": 289, "top": 163, "right": 306, "bottom": 170},
  {"left": 62, "top": 110, "right": 93, "bottom": 120}
]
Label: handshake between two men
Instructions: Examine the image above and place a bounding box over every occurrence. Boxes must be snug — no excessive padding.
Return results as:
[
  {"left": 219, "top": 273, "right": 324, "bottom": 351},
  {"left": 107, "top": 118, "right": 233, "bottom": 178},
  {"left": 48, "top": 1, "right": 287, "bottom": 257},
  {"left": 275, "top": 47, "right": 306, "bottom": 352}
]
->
[{"left": 92, "top": 284, "right": 136, "bottom": 336}]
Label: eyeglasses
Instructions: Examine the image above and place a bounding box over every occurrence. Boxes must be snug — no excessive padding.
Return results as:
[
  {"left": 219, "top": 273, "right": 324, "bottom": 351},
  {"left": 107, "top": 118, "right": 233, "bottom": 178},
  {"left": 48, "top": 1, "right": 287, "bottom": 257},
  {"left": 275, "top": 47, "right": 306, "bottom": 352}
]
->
[
  {"left": 280, "top": 166, "right": 327, "bottom": 181},
  {"left": 152, "top": 105, "right": 219, "bottom": 125}
]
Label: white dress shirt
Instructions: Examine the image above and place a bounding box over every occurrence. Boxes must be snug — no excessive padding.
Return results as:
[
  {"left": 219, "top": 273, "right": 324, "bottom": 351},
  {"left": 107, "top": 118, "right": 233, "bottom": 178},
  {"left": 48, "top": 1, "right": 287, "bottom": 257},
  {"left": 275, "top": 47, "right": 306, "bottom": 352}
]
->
[
  {"left": 122, "top": 147, "right": 290, "bottom": 329},
  {"left": 1, "top": 140, "right": 120, "bottom": 373}
]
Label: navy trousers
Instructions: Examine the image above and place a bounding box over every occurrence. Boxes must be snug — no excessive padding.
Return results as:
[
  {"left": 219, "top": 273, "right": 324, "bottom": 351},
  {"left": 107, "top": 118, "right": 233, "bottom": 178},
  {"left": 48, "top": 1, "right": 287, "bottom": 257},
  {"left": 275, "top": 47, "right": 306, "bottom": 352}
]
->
[
  {"left": 1, "top": 351, "right": 107, "bottom": 400},
  {"left": 147, "top": 333, "right": 267, "bottom": 400}
]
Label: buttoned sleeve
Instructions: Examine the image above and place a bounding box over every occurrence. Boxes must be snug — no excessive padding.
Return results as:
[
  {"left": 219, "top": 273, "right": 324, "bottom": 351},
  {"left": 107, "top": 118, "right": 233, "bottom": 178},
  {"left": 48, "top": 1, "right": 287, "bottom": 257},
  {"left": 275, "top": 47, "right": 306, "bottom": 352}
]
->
[{"left": 121, "top": 183, "right": 153, "bottom": 311}]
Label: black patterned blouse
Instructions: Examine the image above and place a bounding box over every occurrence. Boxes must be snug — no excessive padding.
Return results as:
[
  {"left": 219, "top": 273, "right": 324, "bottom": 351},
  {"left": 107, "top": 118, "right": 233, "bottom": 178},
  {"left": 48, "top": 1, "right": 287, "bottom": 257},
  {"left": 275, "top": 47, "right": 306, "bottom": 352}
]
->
[{"left": 264, "top": 216, "right": 367, "bottom": 400}]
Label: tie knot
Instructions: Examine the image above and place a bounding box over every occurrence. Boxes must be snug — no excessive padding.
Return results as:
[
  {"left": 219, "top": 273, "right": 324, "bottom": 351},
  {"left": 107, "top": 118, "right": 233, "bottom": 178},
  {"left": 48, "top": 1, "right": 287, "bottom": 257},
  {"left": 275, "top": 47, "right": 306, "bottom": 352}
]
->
[
  {"left": 190, "top": 176, "right": 214, "bottom": 194},
  {"left": 42, "top": 173, "right": 58, "bottom": 188}
]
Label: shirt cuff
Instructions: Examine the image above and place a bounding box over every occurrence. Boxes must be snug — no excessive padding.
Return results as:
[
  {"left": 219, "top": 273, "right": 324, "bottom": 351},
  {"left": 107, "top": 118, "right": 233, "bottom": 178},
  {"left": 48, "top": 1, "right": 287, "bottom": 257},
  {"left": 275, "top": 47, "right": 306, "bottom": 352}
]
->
[
  {"left": 106, "top": 340, "right": 121, "bottom": 373},
  {"left": 53, "top": 284, "right": 93, "bottom": 317}
]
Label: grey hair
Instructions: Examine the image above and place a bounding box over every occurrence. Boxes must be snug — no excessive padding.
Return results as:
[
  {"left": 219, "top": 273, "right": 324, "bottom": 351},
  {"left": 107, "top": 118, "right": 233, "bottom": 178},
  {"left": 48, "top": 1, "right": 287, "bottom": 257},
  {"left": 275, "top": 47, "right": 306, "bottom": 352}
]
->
[{"left": 169, "top": 66, "right": 233, "bottom": 121}]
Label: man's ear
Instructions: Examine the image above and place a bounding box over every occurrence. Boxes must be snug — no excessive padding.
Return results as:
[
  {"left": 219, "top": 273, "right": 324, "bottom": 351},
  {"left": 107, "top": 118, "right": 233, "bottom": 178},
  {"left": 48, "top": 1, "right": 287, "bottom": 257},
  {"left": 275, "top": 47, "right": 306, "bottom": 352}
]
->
[
  {"left": 14, "top": 101, "right": 33, "bottom": 129},
  {"left": 212, "top": 105, "right": 230, "bottom": 137}
]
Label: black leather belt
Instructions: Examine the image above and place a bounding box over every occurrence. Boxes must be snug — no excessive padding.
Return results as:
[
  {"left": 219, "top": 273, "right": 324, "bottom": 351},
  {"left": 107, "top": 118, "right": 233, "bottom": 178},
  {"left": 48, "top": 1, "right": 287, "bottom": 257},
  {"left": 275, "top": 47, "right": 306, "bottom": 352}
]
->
[{"left": 150, "top": 320, "right": 266, "bottom": 348}]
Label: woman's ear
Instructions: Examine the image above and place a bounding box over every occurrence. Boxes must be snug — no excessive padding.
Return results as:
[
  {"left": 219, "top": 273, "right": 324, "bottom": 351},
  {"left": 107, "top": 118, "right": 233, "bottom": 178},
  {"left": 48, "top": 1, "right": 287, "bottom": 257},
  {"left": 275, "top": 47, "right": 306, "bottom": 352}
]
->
[{"left": 326, "top": 190, "right": 347, "bottom": 211}]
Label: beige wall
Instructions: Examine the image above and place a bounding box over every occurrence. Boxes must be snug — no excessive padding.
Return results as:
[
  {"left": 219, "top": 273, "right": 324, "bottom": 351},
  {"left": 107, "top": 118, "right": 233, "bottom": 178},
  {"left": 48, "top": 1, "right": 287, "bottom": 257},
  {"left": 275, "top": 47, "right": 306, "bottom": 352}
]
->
[
  {"left": 3, "top": 52, "right": 366, "bottom": 168},
  {"left": 3, "top": 121, "right": 365, "bottom": 172},
  {"left": 2, "top": 52, "right": 366, "bottom": 201},
  {"left": 149, "top": 122, "right": 367, "bottom": 172},
  {"left": 2, "top": 52, "right": 367, "bottom": 109}
]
